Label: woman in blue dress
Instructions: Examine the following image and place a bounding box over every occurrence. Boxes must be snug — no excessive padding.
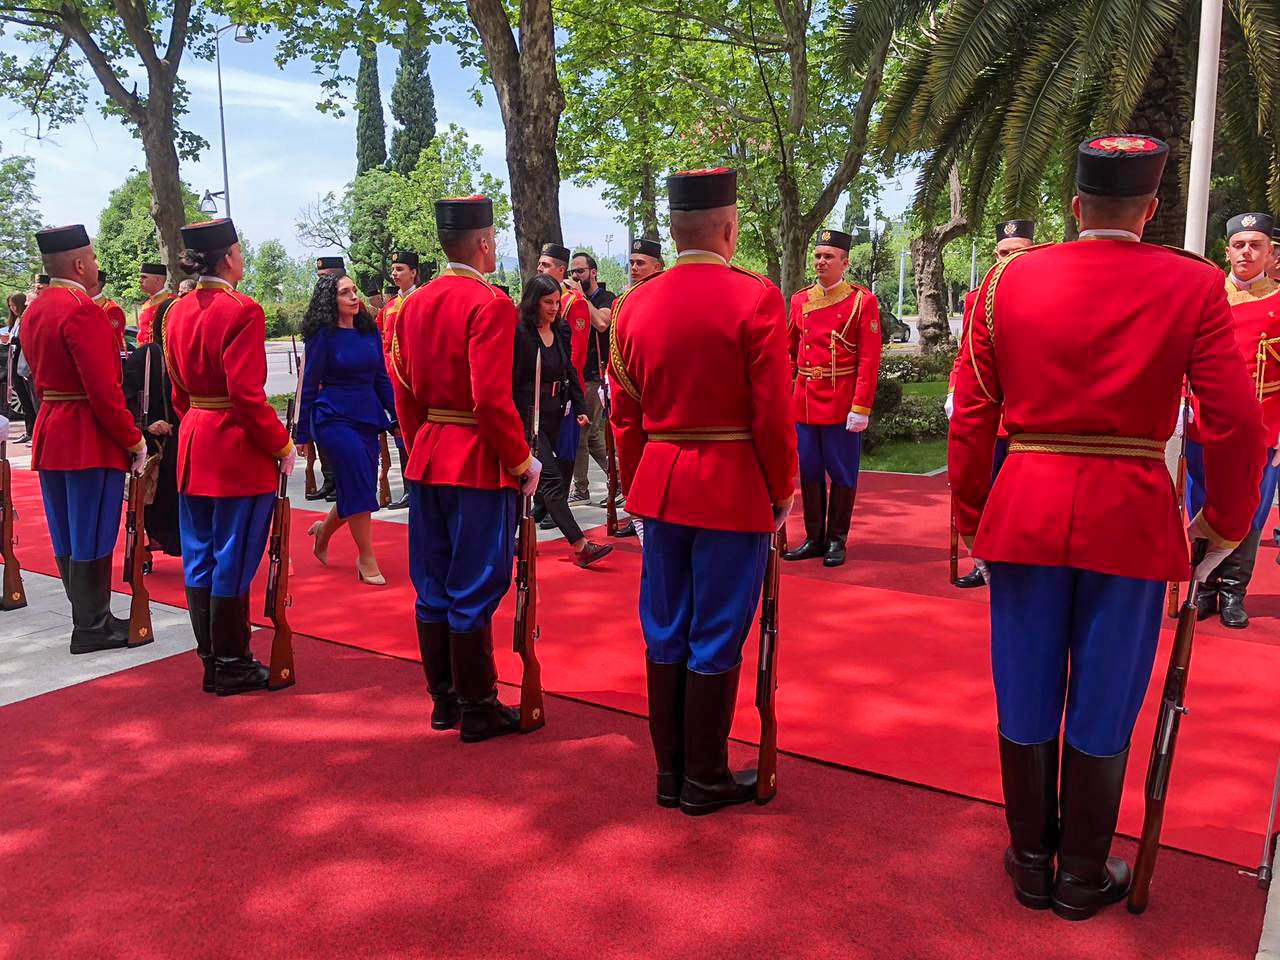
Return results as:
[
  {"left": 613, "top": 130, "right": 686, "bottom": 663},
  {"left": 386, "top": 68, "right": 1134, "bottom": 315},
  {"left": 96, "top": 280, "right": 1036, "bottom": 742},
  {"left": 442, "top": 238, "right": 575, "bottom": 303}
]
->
[{"left": 295, "top": 274, "right": 398, "bottom": 585}]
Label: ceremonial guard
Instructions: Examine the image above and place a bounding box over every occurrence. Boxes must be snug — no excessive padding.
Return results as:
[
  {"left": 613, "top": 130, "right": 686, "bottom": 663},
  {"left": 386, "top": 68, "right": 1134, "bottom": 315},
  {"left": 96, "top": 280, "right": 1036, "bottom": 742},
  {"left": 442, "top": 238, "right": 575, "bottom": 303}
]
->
[
  {"left": 22, "top": 225, "right": 145, "bottom": 652},
  {"left": 136, "top": 262, "right": 175, "bottom": 345},
  {"left": 316, "top": 255, "right": 346, "bottom": 277},
  {"left": 165, "top": 218, "right": 296, "bottom": 695},
  {"left": 91, "top": 270, "right": 127, "bottom": 355},
  {"left": 610, "top": 168, "right": 797, "bottom": 814},
  {"left": 388, "top": 196, "right": 541, "bottom": 742},
  {"left": 947, "top": 219, "right": 1036, "bottom": 589},
  {"left": 950, "top": 136, "right": 1264, "bottom": 921},
  {"left": 628, "top": 238, "right": 664, "bottom": 284},
  {"left": 783, "top": 228, "right": 880, "bottom": 567},
  {"left": 374, "top": 250, "right": 422, "bottom": 509},
  {"left": 1184, "top": 212, "right": 1280, "bottom": 627}
]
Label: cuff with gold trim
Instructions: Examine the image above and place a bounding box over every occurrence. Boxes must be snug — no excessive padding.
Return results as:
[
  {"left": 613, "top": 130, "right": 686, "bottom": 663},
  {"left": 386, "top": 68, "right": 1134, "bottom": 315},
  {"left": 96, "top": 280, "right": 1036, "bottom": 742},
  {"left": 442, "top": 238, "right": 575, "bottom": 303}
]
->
[
  {"left": 773, "top": 493, "right": 795, "bottom": 510},
  {"left": 273, "top": 441, "right": 295, "bottom": 459},
  {"left": 850, "top": 404, "right": 872, "bottom": 416},
  {"left": 127, "top": 439, "right": 147, "bottom": 455},
  {"left": 1189, "top": 510, "right": 1241, "bottom": 552},
  {"left": 508, "top": 453, "right": 534, "bottom": 477}
]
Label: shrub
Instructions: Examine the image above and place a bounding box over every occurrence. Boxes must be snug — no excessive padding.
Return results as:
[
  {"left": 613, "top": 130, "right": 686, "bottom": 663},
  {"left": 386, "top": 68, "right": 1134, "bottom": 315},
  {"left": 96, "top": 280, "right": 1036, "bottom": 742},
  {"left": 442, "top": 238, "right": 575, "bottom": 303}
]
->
[
  {"left": 879, "top": 351, "right": 955, "bottom": 383},
  {"left": 865, "top": 393, "right": 948, "bottom": 451},
  {"left": 263, "top": 301, "right": 307, "bottom": 339}
]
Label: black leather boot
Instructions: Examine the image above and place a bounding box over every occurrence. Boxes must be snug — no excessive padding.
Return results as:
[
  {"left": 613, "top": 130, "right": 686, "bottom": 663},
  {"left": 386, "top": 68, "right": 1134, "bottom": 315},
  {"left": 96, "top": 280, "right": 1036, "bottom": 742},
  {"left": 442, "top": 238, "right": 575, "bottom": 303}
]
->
[
  {"left": 1218, "top": 528, "right": 1261, "bottom": 629},
  {"left": 186, "top": 586, "right": 214, "bottom": 693},
  {"left": 1194, "top": 586, "right": 1218, "bottom": 621},
  {"left": 387, "top": 443, "right": 411, "bottom": 510},
  {"left": 646, "top": 659, "right": 686, "bottom": 808},
  {"left": 451, "top": 624, "right": 520, "bottom": 743},
  {"left": 54, "top": 556, "right": 71, "bottom": 600},
  {"left": 212, "top": 594, "right": 269, "bottom": 696},
  {"left": 823, "top": 483, "right": 856, "bottom": 567},
  {"left": 1051, "top": 743, "right": 1132, "bottom": 921},
  {"left": 679, "top": 665, "right": 756, "bottom": 816},
  {"left": 783, "top": 480, "right": 826, "bottom": 561},
  {"left": 953, "top": 567, "right": 988, "bottom": 589},
  {"left": 67, "top": 556, "right": 130, "bottom": 654},
  {"left": 417, "top": 620, "right": 460, "bottom": 729},
  {"left": 999, "top": 733, "right": 1059, "bottom": 909}
]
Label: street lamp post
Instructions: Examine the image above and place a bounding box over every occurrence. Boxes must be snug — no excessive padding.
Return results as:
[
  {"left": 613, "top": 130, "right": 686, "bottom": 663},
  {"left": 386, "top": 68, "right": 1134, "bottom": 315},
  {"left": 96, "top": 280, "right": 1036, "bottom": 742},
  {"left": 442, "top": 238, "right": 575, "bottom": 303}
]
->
[
  {"left": 1183, "top": 0, "right": 1223, "bottom": 255},
  {"left": 213, "top": 23, "right": 254, "bottom": 220}
]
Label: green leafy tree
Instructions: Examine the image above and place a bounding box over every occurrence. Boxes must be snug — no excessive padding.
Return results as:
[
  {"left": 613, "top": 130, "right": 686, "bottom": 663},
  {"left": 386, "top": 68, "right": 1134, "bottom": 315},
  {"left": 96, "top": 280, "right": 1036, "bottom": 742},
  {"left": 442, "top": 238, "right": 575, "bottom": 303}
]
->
[
  {"left": 389, "top": 35, "right": 437, "bottom": 176},
  {"left": 242, "top": 238, "right": 313, "bottom": 302},
  {"left": 0, "top": 145, "right": 41, "bottom": 291},
  {"left": 355, "top": 42, "right": 387, "bottom": 176},
  {"left": 0, "top": 0, "right": 219, "bottom": 272},
  {"left": 96, "top": 171, "right": 206, "bottom": 304}
]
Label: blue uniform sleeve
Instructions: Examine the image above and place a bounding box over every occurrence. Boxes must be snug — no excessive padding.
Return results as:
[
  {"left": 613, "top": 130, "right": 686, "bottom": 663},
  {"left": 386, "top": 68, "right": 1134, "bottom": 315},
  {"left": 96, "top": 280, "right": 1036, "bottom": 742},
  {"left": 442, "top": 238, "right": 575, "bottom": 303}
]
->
[{"left": 295, "top": 330, "right": 327, "bottom": 444}]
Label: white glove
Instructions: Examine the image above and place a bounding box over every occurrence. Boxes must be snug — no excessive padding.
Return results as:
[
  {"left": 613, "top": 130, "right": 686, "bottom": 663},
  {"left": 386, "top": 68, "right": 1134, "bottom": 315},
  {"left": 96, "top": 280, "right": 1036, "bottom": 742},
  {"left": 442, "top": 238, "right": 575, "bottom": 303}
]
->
[
  {"left": 129, "top": 443, "right": 147, "bottom": 476},
  {"left": 280, "top": 447, "right": 297, "bottom": 477},
  {"left": 1173, "top": 399, "right": 1191, "bottom": 438},
  {"left": 845, "top": 412, "right": 870, "bottom": 433},
  {"left": 632, "top": 517, "right": 645, "bottom": 546},
  {"left": 598, "top": 385, "right": 608, "bottom": 406},
  {"left": 1187, "top": 514, "right": 1233, "bottom": 584},
  {"left": 772, "top": 498, "right": 793, "bottom": 531},
  {"left": 0, "top": 414, "right": 9, "bottom": 436},
  {"left": 520, "top": 457, "right": 543, "bottom": 496},
  {"left": 944, "top": 392, "right": 954, "bottom": 420}
]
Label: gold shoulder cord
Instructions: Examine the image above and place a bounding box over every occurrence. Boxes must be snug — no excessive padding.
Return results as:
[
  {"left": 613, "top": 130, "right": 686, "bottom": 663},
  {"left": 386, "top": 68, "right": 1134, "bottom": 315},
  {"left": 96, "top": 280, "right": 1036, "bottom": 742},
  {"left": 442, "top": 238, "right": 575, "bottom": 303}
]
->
[
  {"left": 968, "top": 251, "right": 1028, "bottom": 404},
  {"left": 1257, "top": 334, "right": 1280, "bottom": 400},
  {"left": 608, "top": 316, "right": 640, "bottom": 402},
  {"left": 390, "top": 322, "right": 411, "bottom": 390}
]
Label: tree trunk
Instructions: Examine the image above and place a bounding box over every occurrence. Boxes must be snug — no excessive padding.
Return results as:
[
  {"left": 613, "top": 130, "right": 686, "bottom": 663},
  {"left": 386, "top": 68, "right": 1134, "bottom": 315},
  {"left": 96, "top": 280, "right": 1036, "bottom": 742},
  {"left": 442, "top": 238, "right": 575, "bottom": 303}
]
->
[
  {"left": 139, "top": 110, "right": 187, "bottom": 279},
  {"left": 639, "top": 160, "right": 659, "bottom": 240},
  {"left": 1127, "top": 40, "right": 1191, "bottom": 247},
  {"left": 912, "top": 166, "right": 968, "bottom": 354}
]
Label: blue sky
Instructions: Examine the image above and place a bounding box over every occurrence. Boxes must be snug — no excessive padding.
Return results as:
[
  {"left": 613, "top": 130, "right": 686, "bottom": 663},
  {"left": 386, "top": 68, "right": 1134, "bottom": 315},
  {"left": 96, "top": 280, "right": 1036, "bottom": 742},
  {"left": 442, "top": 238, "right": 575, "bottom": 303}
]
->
[{"left": 0, "top": 30, "right": 912, "bottom": 263}]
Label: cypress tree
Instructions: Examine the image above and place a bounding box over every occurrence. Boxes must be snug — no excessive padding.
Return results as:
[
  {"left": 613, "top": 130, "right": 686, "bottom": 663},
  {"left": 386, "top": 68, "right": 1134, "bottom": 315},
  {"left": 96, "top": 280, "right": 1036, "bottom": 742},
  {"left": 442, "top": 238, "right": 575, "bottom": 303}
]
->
[
  {"left": 354, "top": 43, "right": 387, "bottom": 175},
  {"left": 389, "top": 36, "right": 437, "bottom": 176}
]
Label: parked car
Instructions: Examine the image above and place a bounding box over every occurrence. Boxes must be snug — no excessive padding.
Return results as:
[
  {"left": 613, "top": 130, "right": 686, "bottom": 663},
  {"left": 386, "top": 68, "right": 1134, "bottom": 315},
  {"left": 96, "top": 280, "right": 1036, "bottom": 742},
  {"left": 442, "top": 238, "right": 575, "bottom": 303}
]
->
[{"left": 880, "top": 308, "right": 911, "bottom": 345}]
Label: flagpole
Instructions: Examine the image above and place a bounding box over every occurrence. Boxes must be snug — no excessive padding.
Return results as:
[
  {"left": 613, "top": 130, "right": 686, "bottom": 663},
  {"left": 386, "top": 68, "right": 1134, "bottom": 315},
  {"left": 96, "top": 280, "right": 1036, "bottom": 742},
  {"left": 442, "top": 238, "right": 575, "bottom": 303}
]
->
[{"left": 1183, "top": 0, "right": 1223, "bottom": 255}]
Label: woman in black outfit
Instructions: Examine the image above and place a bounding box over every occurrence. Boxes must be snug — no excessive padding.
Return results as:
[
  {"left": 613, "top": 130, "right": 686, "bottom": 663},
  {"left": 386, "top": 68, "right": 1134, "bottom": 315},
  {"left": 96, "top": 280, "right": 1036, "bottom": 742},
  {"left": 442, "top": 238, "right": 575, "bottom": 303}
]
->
[
  {"left": 6, "top": 293, "right": 37, "bottom": 440},
  {"left": 513, "top": 274, "right": 612, "bottom": 568}
]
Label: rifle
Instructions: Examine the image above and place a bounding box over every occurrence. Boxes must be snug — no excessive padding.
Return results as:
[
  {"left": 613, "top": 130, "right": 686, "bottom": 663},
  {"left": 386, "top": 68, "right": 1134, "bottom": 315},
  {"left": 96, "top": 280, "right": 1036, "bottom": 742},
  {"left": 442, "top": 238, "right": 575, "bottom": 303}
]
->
[
  {"left": 1128, "top": 544, "right": 1205, "bottom": 914},
  {"left": 756, "top": 527, "right": 784, "bottom": 804},
  {"left": 1167, "top": 393, "right": 1190, "bottom": 617},
  {"left": 264, "top": 361, "right": 301, "bottom": 691},
  {"left": 123, "top": 350, "right": 153, "bottom": 646},
  {"left": 513, "top": 350, "right": 545, "bottom": 732},
  {"left": 378, "top": 432, "right": 393, "bottom": 507},
  {"left": 597, "top": 337, "right": 620, "bottom": 536},
  {"left": 294, "top": 335, "right": 318, "bottom": 498},
  {"left": 949, "top": 513, "right": 960, "bottom": 584},
  {"left": 0, "top": 437, "right": 26, "bottom": 611}
]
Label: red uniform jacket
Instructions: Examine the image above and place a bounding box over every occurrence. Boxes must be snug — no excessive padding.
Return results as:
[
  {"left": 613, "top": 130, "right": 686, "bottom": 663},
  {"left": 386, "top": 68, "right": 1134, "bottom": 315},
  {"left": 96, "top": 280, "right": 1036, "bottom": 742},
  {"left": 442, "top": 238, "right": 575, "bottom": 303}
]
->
[
  {"left": 23, "top": 281, "right": 142, "bottom": 471},
  {"left": 95, "top": 296, "right": 127, "bottom": 354},
  {"left": 1224, "top": 276, "right": 1280, "bottom": 441},
  {"left": 561, "top": 284, "right": 591, "bottom": 387},
  {"left": 950, "top": 239, "right": 1266, "bottom": 583},
  {"left": 375, "top": 288, "right": 414, "bottom": 357},
  {"left": 137, "top": 291, "right": 176, "bottom": 346},
  {"left": 787, "top": 280, "right": 880, "bottom": 424},
  {"left": 950, "top": 289, "right": 1008, "bottom": 438},
  {"left": 388, "top": 267, "right": 531, "bottom": 490},
  {"left": 164, "top": 280, "right": 293, "bottom": 497},
  {"left": 609, "top": 252, "right": 798, "bottom": 533}
]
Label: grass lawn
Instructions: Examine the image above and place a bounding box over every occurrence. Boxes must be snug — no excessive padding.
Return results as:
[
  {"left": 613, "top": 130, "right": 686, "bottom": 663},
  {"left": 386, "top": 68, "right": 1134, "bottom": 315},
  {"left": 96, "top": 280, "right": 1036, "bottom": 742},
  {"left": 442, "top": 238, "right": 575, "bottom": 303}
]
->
[
  {"left": 863, "top": 437, "right": 947, "bottom": 474},
  {"left": 267, "top": 394, "right": 292, "bottom": 415},
  {"left": 901, "top": 380, "right": 949, "bottom": 397}
]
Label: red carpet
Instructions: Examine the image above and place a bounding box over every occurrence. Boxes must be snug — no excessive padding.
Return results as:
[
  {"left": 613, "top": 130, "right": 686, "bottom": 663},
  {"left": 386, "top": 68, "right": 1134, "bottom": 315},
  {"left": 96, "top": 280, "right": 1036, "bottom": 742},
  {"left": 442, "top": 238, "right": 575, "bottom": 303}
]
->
[
  {"left": 0, "top": 638, "right": 1263, "bottom": 959},
  {"left": 7, "top": 467, "right": 1280, "bottom": 868}
]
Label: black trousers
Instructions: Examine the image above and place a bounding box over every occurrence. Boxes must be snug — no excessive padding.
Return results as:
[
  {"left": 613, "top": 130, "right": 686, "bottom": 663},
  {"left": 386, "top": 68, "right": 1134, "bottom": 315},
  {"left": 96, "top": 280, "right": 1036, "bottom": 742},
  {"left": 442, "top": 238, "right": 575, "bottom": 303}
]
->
[
  {"left": 13, "top": 376, "right": 36, "bottom": 434},
  {"left": 533, "top": 412, "right": 583, "bottom": 544},
  {"left": 145, "top": 437, "right": 182, "bottom": 556}
]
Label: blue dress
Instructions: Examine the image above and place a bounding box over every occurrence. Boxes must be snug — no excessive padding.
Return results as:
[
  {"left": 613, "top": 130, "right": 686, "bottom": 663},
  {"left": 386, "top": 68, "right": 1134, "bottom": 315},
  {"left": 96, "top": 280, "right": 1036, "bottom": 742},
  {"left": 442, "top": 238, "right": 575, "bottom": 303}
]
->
[{"left": 296, "top": 326, "right": 397, "bottom": 519}]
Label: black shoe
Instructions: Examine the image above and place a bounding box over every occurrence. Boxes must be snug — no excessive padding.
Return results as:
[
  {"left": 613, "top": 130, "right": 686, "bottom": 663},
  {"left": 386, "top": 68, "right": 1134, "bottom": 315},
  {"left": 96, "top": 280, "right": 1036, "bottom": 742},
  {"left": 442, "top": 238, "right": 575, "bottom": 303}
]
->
[
  {"left": 783, "top": 480, "right": 826, "bottom": 561},
  {"left": 822, "top": 483, "right": 855, "bottom": 568},
  {"left": 999, "top": 734, "right": 1058, "bottom": 910},
  {"left": 1194, "top": 589, "right": 1218, "bottom": 621},
  {"left": 67, "top": 556, "right": 131, "bottom": 654},
  {"left": 679, "top": 665, "right": 756, "bottom": 816},
  {"left": 212, "top": 594, "right": 269, "bottom": 696},
  {"left": 1050, "top": 743, "right": 1131, "bottom": 921},
  {"left": 1220, "top": 593, "right": 1249, "bottom": 629},
  {"left": 186, "top": 586, "right": 215, "bottom": 693},
  {"left": 647, "top": 659, "right": 686, "bottom": 808},
  {"left": 953, "top": 568, "right": 987, "bottom": 589},
  {"left": 306, "top": 481, "right": 335, "bottom": 502},
  {"left": 614, "top": 520, "right": 638, "bottom": 538},
  {"left": 568, "top": 489, "right": 591, "bottom": 504},
  {"left": 459, "top": 697, "right": 521, "bottom": 742},
  {"left": 539, "top": 515, "right": 557, "bottom": 531},
  {"left": 416, "top": 620, "right": 460, "bottom": 730},
  {"left": 575, "top": 541, "right": 613, "bottom": 567},
  {"left": 387, "top": 492, "right": 410, "bottom": 511},
  {"left": 451, "top": 625, "right": 522, "bottom": 743},
  {"left": 15, "top": 434, "right": 30, "bottom": 444}
]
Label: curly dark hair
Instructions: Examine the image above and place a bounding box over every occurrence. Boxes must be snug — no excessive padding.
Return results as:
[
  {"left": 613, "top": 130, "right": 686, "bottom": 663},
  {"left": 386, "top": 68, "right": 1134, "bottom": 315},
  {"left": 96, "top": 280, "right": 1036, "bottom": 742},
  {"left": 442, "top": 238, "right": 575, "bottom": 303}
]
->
[
  {"left": 301, "top": 274, "right": 376, "bottom": 340},
  {"left": 177, "top": 246, "right": 231, "bottom": 276},
  {"left": 518, "top": 273, "right": 563, "bottom": 334}
]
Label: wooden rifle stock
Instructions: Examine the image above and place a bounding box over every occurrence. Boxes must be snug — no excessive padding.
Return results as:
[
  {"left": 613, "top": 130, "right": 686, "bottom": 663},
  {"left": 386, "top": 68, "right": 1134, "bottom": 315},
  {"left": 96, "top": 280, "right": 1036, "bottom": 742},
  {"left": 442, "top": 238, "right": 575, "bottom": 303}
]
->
[
  {"left": 949, "top": 514, "right": 959, "bottom": 584},
  {"left": 0, "top": 449, "right": 27, "bottom": 610},
  {"left": 378, "top": 432, "right": 393, "bottom": 508},
  {"left": 756, "top": 528, "right": 784, "bottom": 804},
  {"left": 604, "top": 420, "right": 619, "bottom": 536},
  {"left": 293, "top": 336, "right": 318, "bottom": 498},
  {"left": 1166, "top": 455, "right": 1188, "bottom": 617},
  {"left": 124, "top": 351, "right": 153, "bottom": 646},
  {"left": 264, "top": 466, "right": 295, "bottom": 690},
  {"left": 513, "top": 349, "right": 545, "bottom": 732},
  {"left": 1128, "top": 578, "right": 1199, "bottom": 914}
]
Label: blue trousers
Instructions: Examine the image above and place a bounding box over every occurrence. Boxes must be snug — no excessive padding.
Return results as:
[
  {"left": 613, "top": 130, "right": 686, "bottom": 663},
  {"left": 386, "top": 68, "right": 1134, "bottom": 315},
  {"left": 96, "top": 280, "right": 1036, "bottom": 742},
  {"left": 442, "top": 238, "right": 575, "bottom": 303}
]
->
[
  {"left": 989, "top": 562, "right": 1164, "bottom": 757},
  {"left": 39, "top": 468, "right": 125, "bottom": 561},
  {"left": 640, "top": 519, "right": 770, "bottom": 674},
  {"left": 179, "top": 493, "right": 275, "bottom": 598},
  {"left": 1186, "top": 439, "right": 1279, "bottom": 532},
  {"left": 796, "top": 423, "right": 862, "bottom": 486},
  {"left": 409, "top": 483, "right": 517, "bottom": 632}
]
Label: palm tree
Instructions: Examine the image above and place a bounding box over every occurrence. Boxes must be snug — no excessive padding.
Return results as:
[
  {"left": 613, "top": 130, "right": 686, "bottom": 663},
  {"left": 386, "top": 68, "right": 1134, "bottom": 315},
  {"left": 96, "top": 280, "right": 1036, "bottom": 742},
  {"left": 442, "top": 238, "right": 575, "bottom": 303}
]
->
[{"left": 842, "top": 0, "right": 1280, "bottom": 248}]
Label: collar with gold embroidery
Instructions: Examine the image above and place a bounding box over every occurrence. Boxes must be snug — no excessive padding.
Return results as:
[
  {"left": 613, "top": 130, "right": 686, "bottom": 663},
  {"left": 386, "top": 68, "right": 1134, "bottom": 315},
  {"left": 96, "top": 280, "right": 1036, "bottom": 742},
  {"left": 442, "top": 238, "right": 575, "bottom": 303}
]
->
[
  {"left": 675, "top": 250, "right": 729, "bottom": 267},
  {"left": 802, "top": 280, "right": 854, "bottom": 314},
  {"left": 49, "top": 277, "right": 87, "bottom": 293},
  {"left": 1225, "top": 274, "right": 1280, "bottom": 306},
  {"left": 443, "top": 262, "right": 485, "bottom": 280}
]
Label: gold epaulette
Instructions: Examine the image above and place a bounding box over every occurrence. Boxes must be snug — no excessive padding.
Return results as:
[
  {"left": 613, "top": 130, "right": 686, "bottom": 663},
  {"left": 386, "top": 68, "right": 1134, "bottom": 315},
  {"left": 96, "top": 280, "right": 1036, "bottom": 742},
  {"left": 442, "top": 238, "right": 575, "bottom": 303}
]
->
[
  {"left": 730, "top": 264, "right": 770, "bottom": 286},
  {"left": 607, "top": 275, "right": 658, "bottom": 403},
  {"left": 1161, "top": 245, "right": 1217, "bottom": 268}
]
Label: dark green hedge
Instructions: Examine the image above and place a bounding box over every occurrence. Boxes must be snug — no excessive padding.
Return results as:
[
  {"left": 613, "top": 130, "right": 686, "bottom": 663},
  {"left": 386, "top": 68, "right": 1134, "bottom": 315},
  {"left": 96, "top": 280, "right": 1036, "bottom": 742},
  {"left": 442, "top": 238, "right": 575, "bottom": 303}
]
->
[
  {"left": 263, "top": 301, "right": 308, "bottom": 339},
  {"left": 865, "top": 352, "right": 951, "bottom": 451},
  {"left": 878, "top": 352, "right": 955, "bottom": 383}
]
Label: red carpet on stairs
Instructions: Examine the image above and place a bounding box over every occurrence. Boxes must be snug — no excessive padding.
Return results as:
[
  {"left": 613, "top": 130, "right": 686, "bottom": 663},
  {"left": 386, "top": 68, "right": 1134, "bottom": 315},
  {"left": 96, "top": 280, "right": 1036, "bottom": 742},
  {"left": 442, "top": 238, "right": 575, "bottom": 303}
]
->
[
  {"left": 0, "top": 638, "right": 1262, "bottom": 960},
  {"left": 6, "top": 467, "right": 1280, "bottom": 868}
]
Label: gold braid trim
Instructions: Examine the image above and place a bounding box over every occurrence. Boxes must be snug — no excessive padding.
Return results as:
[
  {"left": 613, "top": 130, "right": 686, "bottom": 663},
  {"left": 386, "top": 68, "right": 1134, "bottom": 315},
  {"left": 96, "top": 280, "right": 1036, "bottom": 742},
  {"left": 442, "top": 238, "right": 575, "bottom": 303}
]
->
[
  {"left": 606, "top": 277, "right": 654, "bottom": 403},
  {"left": 1008, "top": 433, "right": 1166, "bottom": 460}
]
